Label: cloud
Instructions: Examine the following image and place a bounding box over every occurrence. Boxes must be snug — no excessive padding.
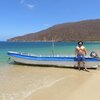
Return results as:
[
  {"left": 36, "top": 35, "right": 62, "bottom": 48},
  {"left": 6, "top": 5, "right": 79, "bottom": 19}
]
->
[
  {"left": 20, "top": 0, "right": 35, "bottom": 9},
  {"left": 25, "top": 4, "right": 35, "bottom": 9}
]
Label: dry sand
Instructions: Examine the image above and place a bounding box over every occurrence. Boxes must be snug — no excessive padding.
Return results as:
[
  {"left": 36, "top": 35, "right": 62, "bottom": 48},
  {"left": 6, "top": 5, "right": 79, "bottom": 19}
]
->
[
  {"left": 0, "top": 63, "right": 100, "bottom": 100},
  {"left": 24, "top": 67, "right": 100, "bottom": 100}
]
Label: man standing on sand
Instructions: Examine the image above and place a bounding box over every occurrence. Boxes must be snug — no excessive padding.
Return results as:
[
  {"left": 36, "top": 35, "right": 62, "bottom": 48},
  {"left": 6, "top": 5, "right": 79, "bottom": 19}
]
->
[{"left": 75, "top": 41, "right": 88, "bottom": 71}]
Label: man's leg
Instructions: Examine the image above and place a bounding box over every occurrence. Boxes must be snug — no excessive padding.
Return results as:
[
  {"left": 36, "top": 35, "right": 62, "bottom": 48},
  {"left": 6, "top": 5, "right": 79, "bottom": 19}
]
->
[
  {"left": 83, "top": 61, "right": 86, "bottom": 69},
  {"left": 83, "top": 61, "right": 89, "bottom": 71},
  {"left": 78, "top": 61, "right": 81, "bottom": 70}
]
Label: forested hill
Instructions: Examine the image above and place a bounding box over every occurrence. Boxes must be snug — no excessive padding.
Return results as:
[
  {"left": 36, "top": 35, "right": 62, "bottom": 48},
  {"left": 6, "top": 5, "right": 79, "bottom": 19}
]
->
[{"left": 7, "top": 19, "right": 100, "bottom": 42}]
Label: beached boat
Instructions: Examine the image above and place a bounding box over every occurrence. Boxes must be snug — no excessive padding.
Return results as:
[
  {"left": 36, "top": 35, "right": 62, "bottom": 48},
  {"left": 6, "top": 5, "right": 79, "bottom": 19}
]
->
[{"left": 7, "top": 51, "right": 100, "bottom": 68}]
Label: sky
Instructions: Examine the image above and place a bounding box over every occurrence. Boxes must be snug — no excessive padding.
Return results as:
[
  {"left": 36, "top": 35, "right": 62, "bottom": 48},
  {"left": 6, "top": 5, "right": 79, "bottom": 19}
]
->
[{"left": 0, "top": 0, "right": 100, "bottom": 41}]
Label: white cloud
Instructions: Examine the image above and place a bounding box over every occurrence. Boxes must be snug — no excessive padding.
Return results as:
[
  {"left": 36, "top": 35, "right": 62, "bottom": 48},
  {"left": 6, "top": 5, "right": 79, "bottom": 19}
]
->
[
  {"left": 25, "top": 4, "right": 35, "bottom": 9},
  {"left": 20, "top": 0, "right": 35, "bottom": 9}
]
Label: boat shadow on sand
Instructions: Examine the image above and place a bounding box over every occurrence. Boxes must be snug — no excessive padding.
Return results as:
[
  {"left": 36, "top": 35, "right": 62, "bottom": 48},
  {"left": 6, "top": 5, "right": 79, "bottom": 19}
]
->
[{"left": 8, "top": 61, "right": 98, "bottom": 72}]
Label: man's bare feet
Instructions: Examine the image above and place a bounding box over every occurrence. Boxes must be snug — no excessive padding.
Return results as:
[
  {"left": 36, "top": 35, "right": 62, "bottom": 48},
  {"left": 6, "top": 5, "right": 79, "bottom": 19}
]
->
[
  {"left": 83, "top": 68, "right": 89, "bottom": 72},
  {"left": 78, "top": 67, "right": 80, "bottom": 71}
]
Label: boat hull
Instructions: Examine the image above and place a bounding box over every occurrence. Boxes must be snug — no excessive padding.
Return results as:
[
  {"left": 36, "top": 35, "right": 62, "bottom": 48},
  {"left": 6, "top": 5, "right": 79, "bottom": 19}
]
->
[{"left": 8, "top": 51, "right": 100, "bottom": 68}]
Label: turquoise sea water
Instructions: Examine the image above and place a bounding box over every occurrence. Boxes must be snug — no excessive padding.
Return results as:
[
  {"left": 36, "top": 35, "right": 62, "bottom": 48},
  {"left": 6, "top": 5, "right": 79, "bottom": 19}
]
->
[{"left": 0, "top": 41, "right": 100, "bottom": 65}]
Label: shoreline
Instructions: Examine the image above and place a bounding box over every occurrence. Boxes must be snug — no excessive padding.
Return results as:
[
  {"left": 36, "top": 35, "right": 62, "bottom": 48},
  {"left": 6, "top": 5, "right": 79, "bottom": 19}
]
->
[
  {"left": 2, "top": 41, "right": 100, "bottom": 43},
  {"left": 0, "top": 42, "right": 100, "bottom": 100}
]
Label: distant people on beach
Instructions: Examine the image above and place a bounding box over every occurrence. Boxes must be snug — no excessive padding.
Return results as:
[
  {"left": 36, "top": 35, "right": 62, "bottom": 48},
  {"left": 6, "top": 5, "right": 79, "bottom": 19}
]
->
[{"left": 75, "top": 41, "right": 88, "bottom": 71}]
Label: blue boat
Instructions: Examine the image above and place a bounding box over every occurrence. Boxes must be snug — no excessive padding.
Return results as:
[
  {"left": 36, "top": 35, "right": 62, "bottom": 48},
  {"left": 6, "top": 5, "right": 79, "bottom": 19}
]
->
[{"left": 7, "top": 51, "right": 100, "bottom": 68}]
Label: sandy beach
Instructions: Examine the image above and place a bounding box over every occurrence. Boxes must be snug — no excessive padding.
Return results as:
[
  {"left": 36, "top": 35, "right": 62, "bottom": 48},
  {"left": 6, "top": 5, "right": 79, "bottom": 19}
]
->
[
  {"left": 24, "top": 68, "right": 100, "bottom": 100},
  {"left": 0, "top": 64, "right": 100, "bottom": 100}
]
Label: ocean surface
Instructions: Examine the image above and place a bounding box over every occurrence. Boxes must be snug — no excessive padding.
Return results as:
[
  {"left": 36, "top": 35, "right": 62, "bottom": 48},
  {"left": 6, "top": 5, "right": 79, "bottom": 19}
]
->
[{"left": 0, "top": 41, "right": 100, "bottom": 100}]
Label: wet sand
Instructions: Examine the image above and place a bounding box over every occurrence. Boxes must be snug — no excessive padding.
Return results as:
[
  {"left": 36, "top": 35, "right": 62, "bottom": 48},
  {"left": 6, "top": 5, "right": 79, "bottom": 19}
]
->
[{"left": 0, "top": 64, "right": 100, "bottom": 100}]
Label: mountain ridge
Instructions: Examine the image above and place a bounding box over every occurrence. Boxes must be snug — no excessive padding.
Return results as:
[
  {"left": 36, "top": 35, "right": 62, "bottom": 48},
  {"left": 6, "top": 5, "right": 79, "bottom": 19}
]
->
[{"left": 7, "top": 19, "right": 100, "bottom": 42}]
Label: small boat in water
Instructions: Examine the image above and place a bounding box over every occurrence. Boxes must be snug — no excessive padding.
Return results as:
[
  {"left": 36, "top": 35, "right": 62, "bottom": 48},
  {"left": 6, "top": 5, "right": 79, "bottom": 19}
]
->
[{"left": 7, "top": 51, "right": 100, "bottom": 68}]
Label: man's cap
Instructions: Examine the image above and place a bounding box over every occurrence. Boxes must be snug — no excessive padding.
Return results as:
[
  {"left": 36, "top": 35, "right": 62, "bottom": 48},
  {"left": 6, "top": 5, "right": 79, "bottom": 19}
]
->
[{"left": 78, "top": 41, "right": 83, "bottom": 45}]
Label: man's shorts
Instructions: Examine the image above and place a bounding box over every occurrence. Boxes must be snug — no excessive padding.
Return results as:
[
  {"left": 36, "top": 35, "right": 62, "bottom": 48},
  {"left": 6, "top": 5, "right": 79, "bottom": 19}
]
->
[{"left": 76, "top": 55, "right": 85, "bottom": 61}]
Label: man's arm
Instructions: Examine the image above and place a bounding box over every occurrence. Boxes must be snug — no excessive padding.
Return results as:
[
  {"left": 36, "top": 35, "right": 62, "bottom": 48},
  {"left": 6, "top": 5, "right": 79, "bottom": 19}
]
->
[{"left": 84, "top": 47, "right": 87, "bottom": 56}]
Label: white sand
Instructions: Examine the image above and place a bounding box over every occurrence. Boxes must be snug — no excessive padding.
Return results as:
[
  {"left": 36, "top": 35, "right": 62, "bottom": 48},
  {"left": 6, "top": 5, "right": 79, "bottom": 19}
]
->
[
  {"left": 0, "top": 62, "right": 100, "bottom": 100},
  {"left": 24, "top": 68, "right": 100, "bottom": 100}
]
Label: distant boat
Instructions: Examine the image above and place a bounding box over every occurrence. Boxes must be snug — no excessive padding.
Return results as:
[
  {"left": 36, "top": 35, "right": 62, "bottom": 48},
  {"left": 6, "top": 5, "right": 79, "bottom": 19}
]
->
[{"left": 7, "top": 51, "right": 100, "bottom": 68}]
